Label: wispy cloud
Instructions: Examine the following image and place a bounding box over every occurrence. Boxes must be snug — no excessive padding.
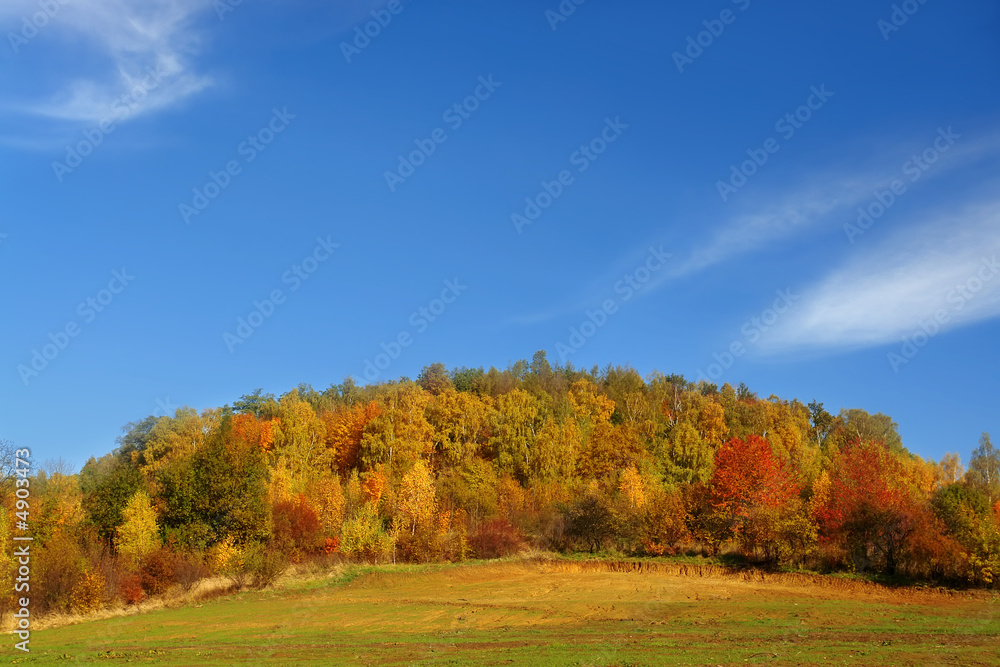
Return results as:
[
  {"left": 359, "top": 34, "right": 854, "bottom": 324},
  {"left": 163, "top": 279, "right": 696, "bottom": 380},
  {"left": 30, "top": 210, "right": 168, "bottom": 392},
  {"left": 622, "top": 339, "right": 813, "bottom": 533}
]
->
[
  {"left": 2, "top": 0, "right": 215, "bottom": 123},
  {"left": 665, "top": 130, "right": 1000, "bottom": 281},
  {"left": 758, "top": 199, "right": 1000, "bottom": 352}
]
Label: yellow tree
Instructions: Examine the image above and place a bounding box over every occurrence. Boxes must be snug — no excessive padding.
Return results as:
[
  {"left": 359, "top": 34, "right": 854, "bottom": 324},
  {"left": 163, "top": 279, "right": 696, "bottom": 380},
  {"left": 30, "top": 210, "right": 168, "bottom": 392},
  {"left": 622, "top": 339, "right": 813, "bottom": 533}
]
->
[
  {"left": 568, "top": 379, "right": 615, "bottom": 434},
  {"left": 116, "top": 490, "right": 160, "bottom": 569},
  {"left": 763, "top": 398, "right": 819, "bottom": 482},
  {"left": 698, "top": 401, "right": 729, "bottom": 447},
  {"left": 666, "top": 421, "right": 714, "bottom": 484},
  {"left": 397, "top": 460, "right": 436, "bottom": 535},
  {"left": 531, "top": 417, "right": 581, "bottom": 482},
  {"left": 619, "top": 464, "right": 646, "bottom": 510},
  {"left": 308, "top": 473, "right": 346, "bottom": 534},
  {"left": 578, "top": 423, "right": 643, "bottom": 482},
  {"left": 937, "top": 452, "right": 965, "bottom": 486},
  {"left": 427, "top": 389, "right": 494, "bottom": 467},
  {"left": 359, "top": 384, "right": 434, "bottom": 471},
  {"left": 273, "top": 391, "right": 328, "bottom": 490},
  {"left": 133, "top": 408, "right": 218, "bottom": 486},
  {"left": 490, "top": 389, "right": 543, "bottom": 481}
]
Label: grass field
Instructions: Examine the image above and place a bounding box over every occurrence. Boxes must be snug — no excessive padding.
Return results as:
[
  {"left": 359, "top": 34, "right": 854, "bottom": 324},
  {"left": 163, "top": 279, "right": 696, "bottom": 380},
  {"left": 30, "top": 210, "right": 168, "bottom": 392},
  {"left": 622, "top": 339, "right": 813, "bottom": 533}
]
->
[{"left": 11, "top": 557, "right": 1000, "bottom": 666}]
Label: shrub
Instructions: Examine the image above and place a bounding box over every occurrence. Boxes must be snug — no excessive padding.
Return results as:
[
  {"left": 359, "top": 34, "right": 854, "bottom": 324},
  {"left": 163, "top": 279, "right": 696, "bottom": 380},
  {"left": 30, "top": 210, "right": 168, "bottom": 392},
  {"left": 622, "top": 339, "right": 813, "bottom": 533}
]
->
[
  {"left": 70, "top": 571, "right": 105, "bottom": 614},
  {"left": 272, "top": 494, "right": 322, "bottom": 561},
  {"left": 207, "top": 536, "right": 243, "bottom": 576},
  {"left": 244, "top": 543, "right": 287, "bottom": 590},
  {"left": 119, "top": 574, "right": 144, "bottom": 605},
  {"left": 35, "top": 530, "right": 86, "bottom": 614},
  {"left": 640, "top": 488, "right": 690, "bottom": 556},
  {"left": 339, "top": 507, "right": 395, "bottom": 564},
  {"left": 174, "top": 552, "right": 209, "bottom": 592},
  {"left": 469, "top": 518, "right": 525, "bottom": 559},
  {"left": 140, "top": 548, "right": 177, "bottom": 596},
  {"left": 563, "top": 494, "right": 615, "bottom": 553}
]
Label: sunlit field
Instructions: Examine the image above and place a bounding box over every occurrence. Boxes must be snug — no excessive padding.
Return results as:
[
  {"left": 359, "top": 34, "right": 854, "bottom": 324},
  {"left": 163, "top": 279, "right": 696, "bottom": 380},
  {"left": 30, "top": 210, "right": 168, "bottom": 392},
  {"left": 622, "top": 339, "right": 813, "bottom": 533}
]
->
[{"left": 19, "top": 558, "right": 1000, "bottom": 666}]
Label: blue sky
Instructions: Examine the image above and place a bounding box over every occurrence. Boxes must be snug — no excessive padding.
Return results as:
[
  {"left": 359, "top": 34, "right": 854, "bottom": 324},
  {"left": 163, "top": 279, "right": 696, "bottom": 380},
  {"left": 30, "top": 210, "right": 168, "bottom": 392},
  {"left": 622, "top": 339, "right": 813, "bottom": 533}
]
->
[{"left": 2, "top": 0, "right": 998, "bottom": 471}]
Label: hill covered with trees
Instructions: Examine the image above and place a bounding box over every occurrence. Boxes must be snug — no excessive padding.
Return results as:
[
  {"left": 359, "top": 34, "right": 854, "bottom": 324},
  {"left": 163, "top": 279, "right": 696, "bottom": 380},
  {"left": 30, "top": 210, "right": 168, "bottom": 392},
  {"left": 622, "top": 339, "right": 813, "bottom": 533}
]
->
[{"left": 3, "top": 352, "right": 999, "bottom": 619}]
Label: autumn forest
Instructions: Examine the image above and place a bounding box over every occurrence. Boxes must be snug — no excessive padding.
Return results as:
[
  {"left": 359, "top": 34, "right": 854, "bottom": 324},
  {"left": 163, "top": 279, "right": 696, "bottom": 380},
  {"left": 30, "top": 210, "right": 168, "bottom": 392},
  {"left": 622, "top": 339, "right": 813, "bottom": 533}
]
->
[{"left": 3, "top": 352, "right": 999, "bottom": 619}]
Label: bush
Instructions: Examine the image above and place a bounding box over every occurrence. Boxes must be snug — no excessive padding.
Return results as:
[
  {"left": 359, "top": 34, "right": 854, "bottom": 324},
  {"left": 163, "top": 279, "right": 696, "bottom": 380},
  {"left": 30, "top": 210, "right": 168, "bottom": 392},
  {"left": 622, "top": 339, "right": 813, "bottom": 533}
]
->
[
  {"left": 35, "top": 530, "right": 86, "bottom": 614},
  {"left": 339, "top": 507, "right": 395, "bottom": 564},
  {"left": 174, "top": 551, "right": 209, "bottom": 592},
  {"left": 469, "top": 518, "right": 525, "bottom": 559},
  {"left": 70, "top": 571, "right": 105, "bottom": 614},
  {"left": 140, "top": 548, "right": 177, "bottom": 596},
  {"left": 640, "top": 488, "right": 691, "bottom": 556},
  {"left": 563, "top": 494, "right": 615, "bottom": 553},
  {"left": 272, "top": 495, "right": 322, "bottom": 561},
  {"left": 119, "top": 574, "right": 144, "bottom": 605},
  {"left": 244, "top": 543, "right": 287, "bottom": 590}
]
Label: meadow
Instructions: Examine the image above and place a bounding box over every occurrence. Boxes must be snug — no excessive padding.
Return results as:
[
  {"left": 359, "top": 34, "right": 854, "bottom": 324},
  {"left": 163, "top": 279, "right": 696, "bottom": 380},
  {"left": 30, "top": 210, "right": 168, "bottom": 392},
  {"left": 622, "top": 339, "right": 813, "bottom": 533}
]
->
[{"left": 14, "top": 557, "right": 1000, "bottom": 666}]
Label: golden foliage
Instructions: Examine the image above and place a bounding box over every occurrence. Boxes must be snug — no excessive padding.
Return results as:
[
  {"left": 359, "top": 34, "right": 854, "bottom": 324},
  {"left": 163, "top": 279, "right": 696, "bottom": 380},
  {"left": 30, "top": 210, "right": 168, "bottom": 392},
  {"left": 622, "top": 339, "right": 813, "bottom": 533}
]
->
[
  {"left": 115, "top": 490, "right": 160, "bottom": 569},
  {"left": 70, "top": 570, "right": 105, "bottom": 614},
  {"left": 618, "top": 464, "right": 646, "bottom": 510}
]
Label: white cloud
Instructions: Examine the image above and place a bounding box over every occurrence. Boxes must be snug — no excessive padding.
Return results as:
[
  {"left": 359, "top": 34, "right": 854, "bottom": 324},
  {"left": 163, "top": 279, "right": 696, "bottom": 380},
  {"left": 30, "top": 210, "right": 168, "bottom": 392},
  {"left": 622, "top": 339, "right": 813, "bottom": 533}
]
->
[
  {"left": 3, "top": 0, "right": 216, "bottom": 123},
  {"left": 758, "top": 200, "right": 1000, "bottom": 352},
  {"left": 658, "top": 128, "right": 1000, "bottom": 283}
]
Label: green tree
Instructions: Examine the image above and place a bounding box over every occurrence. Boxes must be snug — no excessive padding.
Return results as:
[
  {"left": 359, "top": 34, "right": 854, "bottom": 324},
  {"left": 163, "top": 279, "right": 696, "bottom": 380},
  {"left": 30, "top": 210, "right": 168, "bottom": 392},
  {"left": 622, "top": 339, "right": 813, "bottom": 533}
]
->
[
  {"left": 159, "top": 417, "right": 270, "bottom": 548},
  {"left": 79, "top": 455, "right": 143, "bottom": 543}
]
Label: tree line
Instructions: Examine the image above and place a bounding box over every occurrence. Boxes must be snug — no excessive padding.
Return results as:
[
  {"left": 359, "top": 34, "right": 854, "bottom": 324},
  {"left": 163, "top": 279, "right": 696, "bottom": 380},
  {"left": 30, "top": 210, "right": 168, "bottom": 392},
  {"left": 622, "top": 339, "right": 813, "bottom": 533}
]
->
[{"left": 2, "top": 351, "right": 998, "bottom": 619}]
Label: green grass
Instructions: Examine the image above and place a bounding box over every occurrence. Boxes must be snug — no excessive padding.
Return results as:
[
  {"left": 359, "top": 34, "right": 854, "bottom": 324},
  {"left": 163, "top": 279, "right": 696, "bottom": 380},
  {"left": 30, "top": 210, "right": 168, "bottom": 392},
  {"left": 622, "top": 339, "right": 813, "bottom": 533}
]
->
[{"left": 9, "top": 558, "right": 1000, "bottom": 666}]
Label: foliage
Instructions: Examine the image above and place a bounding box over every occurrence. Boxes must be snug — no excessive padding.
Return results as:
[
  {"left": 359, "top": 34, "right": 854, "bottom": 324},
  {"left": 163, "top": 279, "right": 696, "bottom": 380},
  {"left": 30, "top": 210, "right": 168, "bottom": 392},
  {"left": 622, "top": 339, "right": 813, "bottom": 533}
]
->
[
  {"left": 140, "top": 548, "right": 177, "bottom": 595},
  {"left": 158, "top": 416, "right": 270, "bottom": 548},
  {"left": 35, "top": 529, "right": 86, "bottom": 614},
  {"left": 709, "top": 435, "right": 800, "bottom": 551},
  {"left": 0, "top": 509, "right": 15, "bottom": 621},
  {"left": 70, "top": 570, "right": 105, "bottom": 614},
  {"left": 564, "top": 492, "right": 615, "bottom": 553},
  {"left": 339, "top": 506, "right": 396, "bottom": 564},
  {"left": 815, "top": 440, "right": 925, "bottom": 575},
  {"left": 397, "top": 460, "right": 436, "bottom": 535},
  {"left": 469, "top": 518, "right": 526, "bottom": 559},
  {"left": 16, "top": 355, "right": 1000, "bottom": 617},
  {"left": 640, "top": 487, "right": 690, "bottom": 556},
  {"left": 116, "top": 490, "right": 160, "bottom": 568},
  {"left": 80, "top": 455, "right": 143, "bottom": 543},
  {"left": 272, "top": 494, "right": 322, "bottom": 559},
  {"left": 119, "top": 574, "right": 144, "bottom": 605}
]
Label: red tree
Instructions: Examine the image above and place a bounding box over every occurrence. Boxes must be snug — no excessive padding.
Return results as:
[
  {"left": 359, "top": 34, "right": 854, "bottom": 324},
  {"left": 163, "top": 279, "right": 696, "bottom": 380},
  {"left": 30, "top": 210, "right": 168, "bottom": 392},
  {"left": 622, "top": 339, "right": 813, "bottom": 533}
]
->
[
  {"left": 814, "top": 439, "right": 922, "bottom": 575},
  {"left": 710, "top": 435, "right": 799, "bottom": 529}
]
